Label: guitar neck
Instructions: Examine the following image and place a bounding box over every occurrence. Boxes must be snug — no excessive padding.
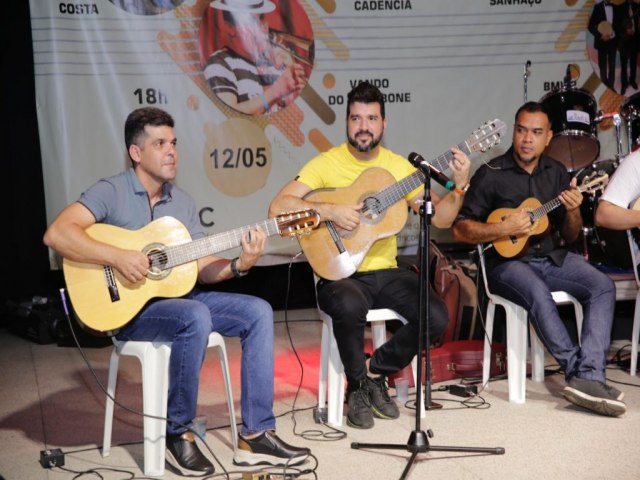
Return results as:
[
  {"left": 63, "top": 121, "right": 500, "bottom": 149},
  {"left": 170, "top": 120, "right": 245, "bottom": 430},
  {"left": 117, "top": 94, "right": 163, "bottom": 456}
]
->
[
  {"left": 160, "top": 218, "right": 279, "bottom": 269},
  {"left": 369, "top": 141, "right": 471, "bottom": 214},
  {"left": 529, "top": 183, "right": 594, "bottom": 222}
]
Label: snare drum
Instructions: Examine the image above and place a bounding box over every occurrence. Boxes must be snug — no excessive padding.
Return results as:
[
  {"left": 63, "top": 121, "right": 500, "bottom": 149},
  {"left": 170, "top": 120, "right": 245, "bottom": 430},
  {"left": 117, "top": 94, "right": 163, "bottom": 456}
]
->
[
  {"left": 540, "top": 88, "right": 600, "bottom": 171},
  {"left": 622, "top": 92, "right": 640, "bottom": 153}
]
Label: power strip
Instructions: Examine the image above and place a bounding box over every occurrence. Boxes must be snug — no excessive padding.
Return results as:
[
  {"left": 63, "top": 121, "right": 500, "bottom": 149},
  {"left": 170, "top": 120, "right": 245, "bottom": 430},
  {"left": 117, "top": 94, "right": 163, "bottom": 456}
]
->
[
  {"left": 449, "top": 384, "right": 478, "bottom": 397},
  {"left": 39, "top": 449, "right": 65, "bottom": 468}
]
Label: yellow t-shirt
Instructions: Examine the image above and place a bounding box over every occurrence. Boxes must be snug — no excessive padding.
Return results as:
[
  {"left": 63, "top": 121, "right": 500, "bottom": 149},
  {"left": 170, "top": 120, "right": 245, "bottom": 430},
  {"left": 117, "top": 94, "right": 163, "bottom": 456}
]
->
[{"left": 296, "top": 143, "right": 420, "bottom": 272}]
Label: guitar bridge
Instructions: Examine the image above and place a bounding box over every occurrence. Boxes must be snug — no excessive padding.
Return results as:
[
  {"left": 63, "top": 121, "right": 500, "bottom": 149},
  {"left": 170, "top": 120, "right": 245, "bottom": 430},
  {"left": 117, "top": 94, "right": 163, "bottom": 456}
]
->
[{"left": 104, "top": 265, "right": 120, "bottom": 302}]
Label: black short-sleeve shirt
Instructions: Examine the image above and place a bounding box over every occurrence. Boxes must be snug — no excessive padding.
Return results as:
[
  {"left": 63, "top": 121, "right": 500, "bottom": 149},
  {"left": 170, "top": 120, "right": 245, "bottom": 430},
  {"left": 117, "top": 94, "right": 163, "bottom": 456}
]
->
[{"left": 455, "top": 147, "right": 572, "bottom": 268}]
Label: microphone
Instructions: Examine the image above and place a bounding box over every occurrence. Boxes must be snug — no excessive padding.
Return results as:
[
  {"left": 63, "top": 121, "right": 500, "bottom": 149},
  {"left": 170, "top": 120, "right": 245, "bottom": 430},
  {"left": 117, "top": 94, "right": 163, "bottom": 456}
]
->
[
  {"left": 408, "top": 152, "right": 462, "bottom": 194},
  {"left": 524, "top": 60, "right": 531, "bottom": 76}
]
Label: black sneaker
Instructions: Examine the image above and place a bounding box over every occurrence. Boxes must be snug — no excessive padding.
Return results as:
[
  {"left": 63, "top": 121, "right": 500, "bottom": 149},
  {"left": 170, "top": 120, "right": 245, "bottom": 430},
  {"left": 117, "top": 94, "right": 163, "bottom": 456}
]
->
[
  {"left": 563, "top": 377, "right": 626, "bottom": 417},
  {"left": 166, "top": 431, "right": 214, "bottom": 477},
  {"left": 346, "top": 381, "right": 374, "bottom": 429},
  {"left": 365, "top": 376, "right": 400, "bottom": 420},
  {"left": 603, "top": 383, "right": 624, "bottom": 401},
  {"left": 233, "top": 431, "right": 310, "bottom": 466}
]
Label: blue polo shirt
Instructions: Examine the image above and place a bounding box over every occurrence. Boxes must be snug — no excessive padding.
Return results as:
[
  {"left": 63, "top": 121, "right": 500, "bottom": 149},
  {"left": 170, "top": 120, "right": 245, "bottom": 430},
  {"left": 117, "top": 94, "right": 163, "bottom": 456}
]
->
[{"left": 78, "top": 168, "right": 203, "bottom": 239}]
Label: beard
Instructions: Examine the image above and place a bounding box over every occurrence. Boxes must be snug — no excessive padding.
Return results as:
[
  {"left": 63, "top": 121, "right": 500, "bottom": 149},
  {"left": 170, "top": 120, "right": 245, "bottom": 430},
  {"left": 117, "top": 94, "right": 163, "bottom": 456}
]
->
[{"left": 347, "top": 128, "right": 383, "bottom": 153}]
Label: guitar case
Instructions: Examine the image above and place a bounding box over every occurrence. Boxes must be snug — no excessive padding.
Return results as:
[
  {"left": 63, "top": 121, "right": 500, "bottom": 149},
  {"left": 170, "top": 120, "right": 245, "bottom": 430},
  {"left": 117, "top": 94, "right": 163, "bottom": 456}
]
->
[{"left": 389, "top": 340, "right": 507, "bottom": 387}]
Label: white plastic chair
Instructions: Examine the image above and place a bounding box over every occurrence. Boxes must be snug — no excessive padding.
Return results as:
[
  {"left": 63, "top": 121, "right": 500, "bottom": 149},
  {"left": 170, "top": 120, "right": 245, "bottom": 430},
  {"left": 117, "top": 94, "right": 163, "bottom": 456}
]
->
[
  {"left": 315, "top": 276, "right": 425, "bottom": 426},
  {"left": 626, "top": 230, "right": 640, "bottom": 376},
  {"left": 102, "top": 332, "right": 237, "bottom": 477},
  {"left": 477, "top": 245, "right": 584, "bottom": 403}
]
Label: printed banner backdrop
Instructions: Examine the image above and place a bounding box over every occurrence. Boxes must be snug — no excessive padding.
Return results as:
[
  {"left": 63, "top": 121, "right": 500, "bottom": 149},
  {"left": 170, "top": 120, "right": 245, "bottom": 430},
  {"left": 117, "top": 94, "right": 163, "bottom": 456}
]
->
[{"left": 31, "top": 0, "right": 637, "bottom": 266}]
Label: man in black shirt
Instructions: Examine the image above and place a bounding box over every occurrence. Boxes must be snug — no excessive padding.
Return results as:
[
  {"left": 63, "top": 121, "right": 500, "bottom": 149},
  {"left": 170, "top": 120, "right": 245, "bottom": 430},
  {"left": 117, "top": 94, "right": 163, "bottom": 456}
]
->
[{"left": 453, "top": 101, "right": 626, "bottom": 417}]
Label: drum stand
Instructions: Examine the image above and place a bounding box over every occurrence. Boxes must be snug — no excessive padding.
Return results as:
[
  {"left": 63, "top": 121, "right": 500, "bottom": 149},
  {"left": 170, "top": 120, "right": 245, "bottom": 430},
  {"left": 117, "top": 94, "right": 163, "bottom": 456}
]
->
[{"left": 579, "top": 112, "right": 625, "bottom": 263}]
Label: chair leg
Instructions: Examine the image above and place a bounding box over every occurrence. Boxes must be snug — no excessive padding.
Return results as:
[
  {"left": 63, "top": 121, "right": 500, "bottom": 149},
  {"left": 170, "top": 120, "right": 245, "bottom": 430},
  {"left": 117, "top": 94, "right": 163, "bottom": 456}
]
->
[
  {"left": 317, "top": 318, "right": 331, "bottom": 417},
  {"left": 632, "top": 292, "right": 640, "bottom": 377},
  {"left": 212, "top": 339, "right": 238, "bottom": 449},
  {"left": 327, "top": 332, "right": 346, "bottom": 427},
  {"left": 139, "top": 343, "right": 170, "bottom": 477},
  {"left": 102, "top": 348, "right": 120, "bottom": 458},
  {"left": 482, "top": 302, "right": 496, "bottom": 387},
  {"left": 505, "top": 304, "right": 528, "bottom": 404},
  {"left": 529, "top": 324, "right": 545, "bottom": 383}
]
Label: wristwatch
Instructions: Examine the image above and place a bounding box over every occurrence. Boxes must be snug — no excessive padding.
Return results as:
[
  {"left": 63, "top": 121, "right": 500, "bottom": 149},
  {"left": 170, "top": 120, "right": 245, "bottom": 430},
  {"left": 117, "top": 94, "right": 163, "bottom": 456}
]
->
[{"left": 230, "top": 257, "right": 248, "bottom": 278}]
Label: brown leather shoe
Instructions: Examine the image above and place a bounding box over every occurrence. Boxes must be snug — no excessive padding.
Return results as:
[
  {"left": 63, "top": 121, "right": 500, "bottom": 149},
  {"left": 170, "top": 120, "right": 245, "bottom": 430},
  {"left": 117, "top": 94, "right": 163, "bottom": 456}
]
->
[{"left": 166, "top": 431, "right": 214, "bottom": 476}]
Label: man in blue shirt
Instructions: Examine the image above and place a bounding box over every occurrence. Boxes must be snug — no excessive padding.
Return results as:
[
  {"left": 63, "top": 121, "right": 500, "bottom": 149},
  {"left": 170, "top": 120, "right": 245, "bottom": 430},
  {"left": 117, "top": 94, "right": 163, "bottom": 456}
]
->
[{"left": 43, "top": 107, "right": 310, "bottom": 476}]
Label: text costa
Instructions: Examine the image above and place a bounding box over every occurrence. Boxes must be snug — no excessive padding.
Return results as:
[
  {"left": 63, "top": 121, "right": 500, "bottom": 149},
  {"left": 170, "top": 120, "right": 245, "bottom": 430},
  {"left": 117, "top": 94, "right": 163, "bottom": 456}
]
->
[{"left": 59, "top": 3, "right": 99, "bottom": 14}]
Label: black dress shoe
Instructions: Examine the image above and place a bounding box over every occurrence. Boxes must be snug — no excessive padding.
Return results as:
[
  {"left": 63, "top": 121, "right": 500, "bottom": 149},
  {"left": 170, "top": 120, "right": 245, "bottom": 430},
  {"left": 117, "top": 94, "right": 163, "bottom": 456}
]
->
[
  {"left": 233, "top": 431, "right": 311, "bottom": 466},
  {"left": 631, "top": 81, "right": 638, "bottom": 90},
  {"left": 166, "top": 431, "right": 214, "bottom": 477}
]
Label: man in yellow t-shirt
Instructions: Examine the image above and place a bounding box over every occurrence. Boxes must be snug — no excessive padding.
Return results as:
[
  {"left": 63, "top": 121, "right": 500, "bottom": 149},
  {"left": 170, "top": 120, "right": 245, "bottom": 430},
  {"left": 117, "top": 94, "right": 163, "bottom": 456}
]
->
[{"left": 269, "top": 81, "right": 471, "bottom": 429}]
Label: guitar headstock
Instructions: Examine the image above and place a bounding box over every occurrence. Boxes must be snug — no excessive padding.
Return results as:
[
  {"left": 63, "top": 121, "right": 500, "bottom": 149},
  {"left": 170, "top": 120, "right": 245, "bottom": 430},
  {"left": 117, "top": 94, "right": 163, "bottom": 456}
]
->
[
  {"left": 579, "top": 173, "right": 609, "bottom": 195},
  {"left": 468, "top": 119, "right": 508, "bottom": 154},
  {"left": 276, "top": 209, "right": 320, "bottom": 237}
]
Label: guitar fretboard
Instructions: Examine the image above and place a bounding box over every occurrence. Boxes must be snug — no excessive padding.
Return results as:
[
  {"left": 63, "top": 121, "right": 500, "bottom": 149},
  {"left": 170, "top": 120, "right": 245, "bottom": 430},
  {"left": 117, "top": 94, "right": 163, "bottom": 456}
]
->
[
  {"left": 364, "top": 141, "right": 471, "bottom": 215},
  {"left": 154, "top": 218, "right": 280, "bottom": 270},
  {"left": 530, "top": 180, "right": 605, "bottom": 222}
]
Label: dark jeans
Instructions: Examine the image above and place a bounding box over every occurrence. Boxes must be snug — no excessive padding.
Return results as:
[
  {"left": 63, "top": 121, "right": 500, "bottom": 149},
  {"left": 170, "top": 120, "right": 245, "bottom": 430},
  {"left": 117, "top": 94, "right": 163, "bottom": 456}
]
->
[
  {"left": 116, "top": 289, "right": 275, "bottom": 436},
  {"left": 316, "top": 268, "right": 448, "bottom": 388},
  {"left": 488, "top": 252, "right": 615, "bottom": 382}
]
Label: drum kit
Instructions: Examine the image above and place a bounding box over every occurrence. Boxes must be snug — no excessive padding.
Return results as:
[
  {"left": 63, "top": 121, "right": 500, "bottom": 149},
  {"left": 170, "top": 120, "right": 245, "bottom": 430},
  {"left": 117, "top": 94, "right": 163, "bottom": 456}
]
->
[{"left": 537, "top": 81, "right": 640, "bottom": 269}]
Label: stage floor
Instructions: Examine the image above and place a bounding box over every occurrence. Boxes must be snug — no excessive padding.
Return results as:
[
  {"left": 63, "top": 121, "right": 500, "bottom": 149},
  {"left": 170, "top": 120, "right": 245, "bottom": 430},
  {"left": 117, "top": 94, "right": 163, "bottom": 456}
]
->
[{"left": 0, "top": 308, "right": 639, "bottom": 480}]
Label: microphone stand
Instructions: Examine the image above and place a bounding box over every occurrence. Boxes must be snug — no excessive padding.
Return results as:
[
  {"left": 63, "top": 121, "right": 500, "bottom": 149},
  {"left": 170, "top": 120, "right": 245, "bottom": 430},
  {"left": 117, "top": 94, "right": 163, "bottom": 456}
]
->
[
  {"left": 351, "top": 165, "right": 505, "bottom": 480},
  {"left": 523, "top": 60, "right": 531, "bottom": 103}
]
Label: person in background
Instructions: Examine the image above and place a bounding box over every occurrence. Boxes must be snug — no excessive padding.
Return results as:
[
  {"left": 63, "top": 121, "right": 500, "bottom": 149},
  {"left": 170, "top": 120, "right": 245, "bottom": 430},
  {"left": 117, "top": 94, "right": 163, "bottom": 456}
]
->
[
  {"left": 595, "top": 150, "right": 640, "bottom": 230},
  {"left": 588, "top": 0, "right": 619, "bottom": 91},
  {"left": 614, "top": 0, "right": 640, "bottom": 95},
  {"left": 43, "top": 107, "right": 310, "bottom": 476}
]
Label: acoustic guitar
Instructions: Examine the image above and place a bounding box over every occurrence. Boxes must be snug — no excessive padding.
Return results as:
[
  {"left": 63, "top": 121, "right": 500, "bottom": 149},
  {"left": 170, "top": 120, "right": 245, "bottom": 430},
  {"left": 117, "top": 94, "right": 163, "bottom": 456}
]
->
[
  {"left": 489, "top": 174, "right": 608, "bottom": 258},
  {"left": 299, "top": 119, "right": 507, "bottom": 280},
  {"left": 63, "top": 210, "right": 319, "bottom": 333}
]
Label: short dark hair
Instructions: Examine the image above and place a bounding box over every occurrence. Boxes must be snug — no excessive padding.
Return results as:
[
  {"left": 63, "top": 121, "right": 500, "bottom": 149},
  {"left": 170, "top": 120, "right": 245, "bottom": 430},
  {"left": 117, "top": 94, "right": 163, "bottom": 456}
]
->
[
  {"left": 124, "top": 107, "right": 175, "bottom": 151},
  {"left": 515, "top": 101, "right": 551, "bottom": 127},
  {"left": 346, "top": 81, "right": 385, "bottom": 119}
]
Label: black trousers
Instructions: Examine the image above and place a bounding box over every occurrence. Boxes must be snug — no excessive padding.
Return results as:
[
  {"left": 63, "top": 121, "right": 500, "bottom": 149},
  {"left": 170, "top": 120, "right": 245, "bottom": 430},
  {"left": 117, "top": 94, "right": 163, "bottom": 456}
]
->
[
  {"left": 317, "top": 268, "right": 448, "bottom": 388},
  {"left": 597, "top": 44, "right": 617, "bottom": 89}
]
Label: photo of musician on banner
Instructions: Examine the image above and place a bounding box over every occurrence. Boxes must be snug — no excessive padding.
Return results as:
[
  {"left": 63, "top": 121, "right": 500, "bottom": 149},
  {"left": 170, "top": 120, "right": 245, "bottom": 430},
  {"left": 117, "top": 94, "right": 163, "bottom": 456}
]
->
[
  {"left": 586, "top": 0, "right": 640, "bottom": 96},
  {"left": 109, "top": 0, "right": 184, "bottom": 15},
  {"left": 199, "top": 0, "right": 314, "bottom": 115}
]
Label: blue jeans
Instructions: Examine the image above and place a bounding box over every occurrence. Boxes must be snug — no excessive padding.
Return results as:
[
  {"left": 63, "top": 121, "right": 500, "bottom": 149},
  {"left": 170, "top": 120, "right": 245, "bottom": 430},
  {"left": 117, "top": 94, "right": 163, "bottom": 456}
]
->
[
  {"left": 488, "top": 252, "right": 615, "bottom": 382},
  {"left": 116, "top": 289, "right": 275, "bottom": 436}
]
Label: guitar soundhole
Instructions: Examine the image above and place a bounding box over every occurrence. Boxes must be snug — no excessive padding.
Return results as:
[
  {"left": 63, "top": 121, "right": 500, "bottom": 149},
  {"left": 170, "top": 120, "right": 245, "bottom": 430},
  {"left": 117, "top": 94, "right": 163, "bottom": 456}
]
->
[
  {"left": 362, "top": 196, "right": 383, "bottom": 220},
  {"left": 144, "top": 244, "right": 170, "bottom": 280}
]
